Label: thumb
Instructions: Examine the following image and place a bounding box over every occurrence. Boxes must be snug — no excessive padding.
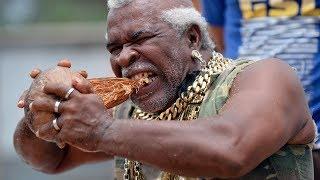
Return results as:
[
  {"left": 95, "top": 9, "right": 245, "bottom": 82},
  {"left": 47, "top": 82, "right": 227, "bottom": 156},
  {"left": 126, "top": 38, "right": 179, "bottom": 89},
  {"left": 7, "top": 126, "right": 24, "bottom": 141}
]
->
[{"left": 72, "top": 76, "right": 93, "bottom": 94}]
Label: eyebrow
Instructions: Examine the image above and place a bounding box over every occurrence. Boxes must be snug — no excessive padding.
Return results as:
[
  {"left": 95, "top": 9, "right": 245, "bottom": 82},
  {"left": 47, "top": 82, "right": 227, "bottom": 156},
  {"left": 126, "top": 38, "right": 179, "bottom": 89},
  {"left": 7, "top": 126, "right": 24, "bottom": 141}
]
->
[
  {"left": 130, "top": 30, "right": 146, "bottom": 41},
  {"left": 106, "top": 29, "right": 154, "bottom": 48}
]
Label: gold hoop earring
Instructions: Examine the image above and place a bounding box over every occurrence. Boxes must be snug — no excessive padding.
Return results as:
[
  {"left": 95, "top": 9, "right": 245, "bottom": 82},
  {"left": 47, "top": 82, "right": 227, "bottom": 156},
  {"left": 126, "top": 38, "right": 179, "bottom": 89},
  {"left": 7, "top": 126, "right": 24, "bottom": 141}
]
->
[{"left": 191, "top": 50, "right": 206, "bottom": 67}]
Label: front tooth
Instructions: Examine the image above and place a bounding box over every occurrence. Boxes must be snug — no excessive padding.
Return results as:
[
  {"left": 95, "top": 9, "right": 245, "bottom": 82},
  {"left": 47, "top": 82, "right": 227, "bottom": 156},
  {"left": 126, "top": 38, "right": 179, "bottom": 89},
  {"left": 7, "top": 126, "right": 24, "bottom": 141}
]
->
[{"left": 143, "top": 73, "right": 148, "bottom": 78}]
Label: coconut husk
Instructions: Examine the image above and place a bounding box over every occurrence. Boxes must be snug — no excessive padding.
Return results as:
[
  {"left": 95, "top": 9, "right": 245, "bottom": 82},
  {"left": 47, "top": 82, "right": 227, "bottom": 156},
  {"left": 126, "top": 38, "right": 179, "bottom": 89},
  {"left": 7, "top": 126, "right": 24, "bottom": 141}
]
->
[
  {"left": 24, "top": 66, "right": 141, "bottom": 133},
  {"left": 89, "top": 77, "right": 142, "bottom": 109}
]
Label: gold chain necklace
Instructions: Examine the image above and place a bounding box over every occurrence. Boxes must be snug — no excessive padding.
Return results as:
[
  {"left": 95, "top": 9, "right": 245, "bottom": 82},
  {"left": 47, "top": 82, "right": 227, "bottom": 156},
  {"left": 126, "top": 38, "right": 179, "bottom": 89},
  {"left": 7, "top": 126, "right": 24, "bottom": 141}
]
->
[{"left": 123, "top": 52, "right": 231, "bottom": 180}]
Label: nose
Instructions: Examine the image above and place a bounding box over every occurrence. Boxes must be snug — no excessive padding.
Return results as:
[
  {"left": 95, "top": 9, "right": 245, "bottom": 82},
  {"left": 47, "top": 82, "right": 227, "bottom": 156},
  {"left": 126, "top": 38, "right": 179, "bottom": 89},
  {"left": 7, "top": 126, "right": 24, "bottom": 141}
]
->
[{"left": 116, "top": 46, "right": 140, "bottom": 68}]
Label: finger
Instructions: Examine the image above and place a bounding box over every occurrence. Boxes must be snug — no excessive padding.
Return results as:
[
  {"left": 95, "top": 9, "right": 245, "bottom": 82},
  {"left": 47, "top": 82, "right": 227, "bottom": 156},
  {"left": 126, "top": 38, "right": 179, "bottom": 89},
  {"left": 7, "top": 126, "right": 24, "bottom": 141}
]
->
[
  {"left": 31, "top": 96, "right": 66, "bottom": 113},
  {"left": 37, "top": 117, "right": 64, "bottom": 141},
  {"left": 35, "top": 129, "right": 65, "bottom": 150},
  {"left": 17, "top": 90, "right": 28, "bottom": 108},
  {"left": 43, "top": 82, "right": 80, "bottom": 99},
  {"left": 57, "top": 59, "right": 71, "bottom": 68},
  {"left": 54, "top": 128, "right": 67, "bottom": 149},
  {"left": 30, "top": 68, "right": 42, "bottom": 79},
  {"left": 78, "top": 70, "right": 88, "bottom": 78},
  {"left": 72, "top": 77, "right": 93, "bottom": 94}
]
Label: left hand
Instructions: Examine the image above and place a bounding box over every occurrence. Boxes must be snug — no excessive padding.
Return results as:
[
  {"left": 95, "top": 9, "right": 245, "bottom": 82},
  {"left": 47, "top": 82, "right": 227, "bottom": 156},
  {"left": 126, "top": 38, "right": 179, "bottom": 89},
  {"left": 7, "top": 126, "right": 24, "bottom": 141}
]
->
[{"left": 31, "top": 80, "right": 113, "bottom": 152}]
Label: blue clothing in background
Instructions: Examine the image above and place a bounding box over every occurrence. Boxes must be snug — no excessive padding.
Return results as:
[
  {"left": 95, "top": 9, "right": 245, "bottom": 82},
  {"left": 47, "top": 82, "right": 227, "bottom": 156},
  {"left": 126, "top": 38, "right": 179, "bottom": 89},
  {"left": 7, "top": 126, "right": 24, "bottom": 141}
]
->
[
  {"left": 202, "top": 0, "right": 242, "bottom": 59},
  {"left": 201, "top": 0, "right": 320, "bottom": 141}
]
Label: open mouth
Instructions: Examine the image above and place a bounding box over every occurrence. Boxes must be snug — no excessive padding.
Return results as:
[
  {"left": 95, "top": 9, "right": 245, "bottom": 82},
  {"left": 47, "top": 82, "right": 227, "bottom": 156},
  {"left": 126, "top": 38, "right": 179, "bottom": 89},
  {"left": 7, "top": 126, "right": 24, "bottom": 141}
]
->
[{"left": 130, "top": 72, "right": 157, "bottom": 87}]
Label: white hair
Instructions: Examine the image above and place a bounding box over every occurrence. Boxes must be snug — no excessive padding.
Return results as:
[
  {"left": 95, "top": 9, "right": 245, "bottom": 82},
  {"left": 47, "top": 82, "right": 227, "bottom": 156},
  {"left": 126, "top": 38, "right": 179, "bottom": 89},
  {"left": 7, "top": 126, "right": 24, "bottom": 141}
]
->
[
  {"left": 106, "top": 1, "right": 215, "bottom": 50},
  {"left": 161, "top": 8, "right": 215, "bottom": 50},
  {"left": 107, "top": 0, "right": 133, "bottom": 9}
]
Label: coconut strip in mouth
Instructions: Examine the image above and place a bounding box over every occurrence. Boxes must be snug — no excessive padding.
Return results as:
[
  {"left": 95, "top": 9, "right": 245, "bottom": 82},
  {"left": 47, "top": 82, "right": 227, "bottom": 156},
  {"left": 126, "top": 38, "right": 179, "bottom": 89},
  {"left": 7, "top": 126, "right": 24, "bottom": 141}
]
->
[
  {"left": 131, "top": 72, "right": 156, "bottom": 85},
  {"left": 89, "top": 77, "right": 148, "bottom": 109}
]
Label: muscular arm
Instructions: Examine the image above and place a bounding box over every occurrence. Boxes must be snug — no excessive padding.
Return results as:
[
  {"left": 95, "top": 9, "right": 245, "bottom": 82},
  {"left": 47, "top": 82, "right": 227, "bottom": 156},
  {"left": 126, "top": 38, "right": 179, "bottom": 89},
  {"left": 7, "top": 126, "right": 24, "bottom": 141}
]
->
[
  {"left": 100, "top": 60, "right": 314, "bottom": 178},
  {"left": 14, "top": 117, "right": 111, "bottom": 174}
]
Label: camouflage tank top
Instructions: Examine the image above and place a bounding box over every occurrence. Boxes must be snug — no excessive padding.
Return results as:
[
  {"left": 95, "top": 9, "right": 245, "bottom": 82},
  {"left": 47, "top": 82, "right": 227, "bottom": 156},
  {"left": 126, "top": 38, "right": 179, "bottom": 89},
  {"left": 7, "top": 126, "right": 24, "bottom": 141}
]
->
[{"left": 113, "top": 60, "right": 314, "bottom": 179}]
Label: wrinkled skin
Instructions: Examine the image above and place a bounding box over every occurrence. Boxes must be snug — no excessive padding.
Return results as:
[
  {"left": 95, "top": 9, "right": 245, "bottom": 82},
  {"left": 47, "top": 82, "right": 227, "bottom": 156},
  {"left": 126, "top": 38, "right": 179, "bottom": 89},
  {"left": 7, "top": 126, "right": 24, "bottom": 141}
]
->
[{"left": 14, "top": 0, "right": 316, "bottom": 178}]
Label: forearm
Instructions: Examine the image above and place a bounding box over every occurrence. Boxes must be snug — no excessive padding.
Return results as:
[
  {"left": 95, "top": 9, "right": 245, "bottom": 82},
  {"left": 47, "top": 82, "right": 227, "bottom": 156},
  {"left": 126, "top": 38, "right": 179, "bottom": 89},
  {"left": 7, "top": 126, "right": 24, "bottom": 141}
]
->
[
  {"left": 14, "top": 117, "right": 67, "bottom": 173},
  {"left": 14, "top": 117, "right": 112, "bottom": 174},
  {"left": 100, "top": 118, "right": 241, "bottom": 177}
]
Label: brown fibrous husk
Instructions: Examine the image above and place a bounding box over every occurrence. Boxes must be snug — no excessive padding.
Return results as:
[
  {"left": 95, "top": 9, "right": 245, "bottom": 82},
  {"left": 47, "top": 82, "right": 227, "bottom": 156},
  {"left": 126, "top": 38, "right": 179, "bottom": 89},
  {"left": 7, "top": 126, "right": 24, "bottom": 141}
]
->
[{"left": 89, "top": 77, "right": 143, "bottom": 109}]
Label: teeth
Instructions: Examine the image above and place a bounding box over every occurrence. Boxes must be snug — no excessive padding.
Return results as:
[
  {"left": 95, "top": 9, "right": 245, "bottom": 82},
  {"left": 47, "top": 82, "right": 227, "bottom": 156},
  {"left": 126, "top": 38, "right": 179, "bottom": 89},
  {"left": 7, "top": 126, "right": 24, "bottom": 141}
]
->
[{"left": 132, "top": 72, "right": 154, "bottom": 85}]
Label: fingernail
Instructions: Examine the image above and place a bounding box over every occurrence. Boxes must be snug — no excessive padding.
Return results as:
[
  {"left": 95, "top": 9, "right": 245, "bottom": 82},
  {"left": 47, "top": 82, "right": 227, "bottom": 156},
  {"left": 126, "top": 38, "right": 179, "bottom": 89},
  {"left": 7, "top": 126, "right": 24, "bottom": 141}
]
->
[
  {"left": 35, "top": 130, "right": 40, "bottom": 138},
  {"left": 17, "top": 100, "right": 24, "bottom": 107}
]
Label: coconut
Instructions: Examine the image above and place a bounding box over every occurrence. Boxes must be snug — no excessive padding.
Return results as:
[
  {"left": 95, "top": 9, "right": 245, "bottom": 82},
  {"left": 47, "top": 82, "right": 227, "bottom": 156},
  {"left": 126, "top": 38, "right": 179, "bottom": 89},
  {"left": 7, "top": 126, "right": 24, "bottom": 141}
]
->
[
  {"left": 24, "top": 66, "right": 141, "bottom": 134},
  {"left": 89, "top": 77, "right": 142, "bottom": 109}
]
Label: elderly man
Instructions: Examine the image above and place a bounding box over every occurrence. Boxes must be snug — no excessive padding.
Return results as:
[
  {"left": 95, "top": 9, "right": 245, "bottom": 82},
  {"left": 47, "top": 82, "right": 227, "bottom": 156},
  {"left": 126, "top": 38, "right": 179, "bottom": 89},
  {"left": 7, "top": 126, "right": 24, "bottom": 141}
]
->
[{"left": 14, "top": 0, "right": 316, "bottom": 179}]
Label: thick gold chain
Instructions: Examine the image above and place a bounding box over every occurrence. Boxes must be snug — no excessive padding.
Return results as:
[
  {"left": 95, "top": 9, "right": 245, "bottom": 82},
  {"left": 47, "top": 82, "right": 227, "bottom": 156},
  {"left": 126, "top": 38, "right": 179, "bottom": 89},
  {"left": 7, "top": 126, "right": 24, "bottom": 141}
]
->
[{"left": 123, "top": 52, "right": 231, "bottom": 180}]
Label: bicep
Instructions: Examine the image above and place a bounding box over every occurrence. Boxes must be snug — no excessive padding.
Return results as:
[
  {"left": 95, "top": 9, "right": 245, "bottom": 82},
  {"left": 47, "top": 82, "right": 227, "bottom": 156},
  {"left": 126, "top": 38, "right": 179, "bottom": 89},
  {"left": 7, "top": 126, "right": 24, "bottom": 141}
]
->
[{"left": 219, "top": 59, "right": 311, "bottom": 171}]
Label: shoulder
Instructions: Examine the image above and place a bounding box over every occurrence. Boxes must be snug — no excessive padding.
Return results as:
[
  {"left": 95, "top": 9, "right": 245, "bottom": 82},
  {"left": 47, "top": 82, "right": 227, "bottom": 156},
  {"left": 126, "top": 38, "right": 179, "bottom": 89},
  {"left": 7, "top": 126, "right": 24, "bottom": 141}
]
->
[
  {"left": 228, "top": 58, "right": 311, "bottom": 131},
  {"left": 232, "top": 58, "right": 302, "bottom": 94},
  {"left": 231, "top": 58, "right": 307, "bottom": 108}
]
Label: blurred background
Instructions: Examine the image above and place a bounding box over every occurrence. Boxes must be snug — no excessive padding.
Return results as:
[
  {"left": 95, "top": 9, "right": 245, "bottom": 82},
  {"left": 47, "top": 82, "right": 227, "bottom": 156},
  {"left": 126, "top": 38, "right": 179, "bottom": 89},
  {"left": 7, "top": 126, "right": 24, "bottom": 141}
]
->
[{"left": 0, "top": 0, "right": 114, "bottom": 179}]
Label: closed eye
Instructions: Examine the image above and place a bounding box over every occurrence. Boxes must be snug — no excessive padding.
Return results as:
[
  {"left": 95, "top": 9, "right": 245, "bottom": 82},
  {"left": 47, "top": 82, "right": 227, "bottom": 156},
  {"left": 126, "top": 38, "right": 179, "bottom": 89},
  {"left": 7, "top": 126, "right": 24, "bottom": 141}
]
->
[{"left": 109, "top": 46, "right": 123, "bottom": 56}]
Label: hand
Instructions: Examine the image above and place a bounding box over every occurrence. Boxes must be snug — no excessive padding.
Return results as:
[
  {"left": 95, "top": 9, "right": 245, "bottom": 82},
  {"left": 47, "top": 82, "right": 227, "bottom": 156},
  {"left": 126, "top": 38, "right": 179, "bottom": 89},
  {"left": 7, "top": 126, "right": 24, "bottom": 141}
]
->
[
  {"left": 17, "top": 59, "right": 90, "bottom": 149},
  {"left": 31, "top": 81, "right": 113, "bottom": 152},
  {"left": 17, "top": 59, "right": 88, "bottom": 109}
]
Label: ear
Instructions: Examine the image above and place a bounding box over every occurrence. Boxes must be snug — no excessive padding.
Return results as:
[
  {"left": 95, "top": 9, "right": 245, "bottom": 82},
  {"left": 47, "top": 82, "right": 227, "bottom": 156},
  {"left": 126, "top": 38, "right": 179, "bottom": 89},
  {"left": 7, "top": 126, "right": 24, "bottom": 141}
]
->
[{"left": 186, "top": 24, "right": 202, "bottom": 49}]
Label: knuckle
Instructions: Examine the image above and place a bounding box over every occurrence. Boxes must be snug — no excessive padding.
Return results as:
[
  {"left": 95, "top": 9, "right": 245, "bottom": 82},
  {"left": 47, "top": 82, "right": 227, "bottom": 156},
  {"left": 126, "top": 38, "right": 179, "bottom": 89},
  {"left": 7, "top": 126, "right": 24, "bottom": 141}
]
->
[
  {"left": 32, "top": 97, "right": 49, "bottom": 110},
  {"left": 43, "top": 84, "right": 52, "bottom": 93},
  {"left": 31, "top": 99, "right": 41, "bottom": 110},
  {"left": 65, "top": 102, "right": 77, "bottom": 113}
]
